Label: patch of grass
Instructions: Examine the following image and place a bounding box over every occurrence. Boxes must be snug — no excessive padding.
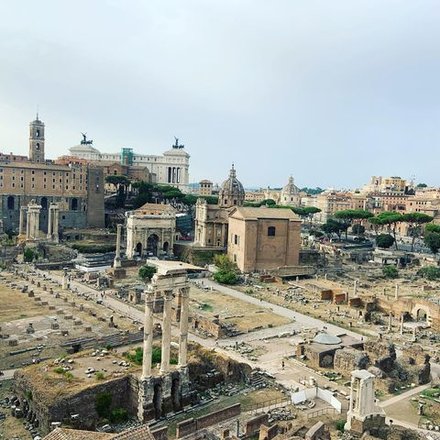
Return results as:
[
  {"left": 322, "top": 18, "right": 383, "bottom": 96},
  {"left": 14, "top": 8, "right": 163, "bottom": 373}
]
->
[
  {"left": 125, "top": 346, "right": 178, "bottom": 366},
  {"left": 200, "top": 303, "right": 213, "bottom": 312},
  {"left": 54, "top": 367, "right": 64, "bottom": 374},
  {"left": 95, "top": 371, "right": 105, "bottom": 380}
]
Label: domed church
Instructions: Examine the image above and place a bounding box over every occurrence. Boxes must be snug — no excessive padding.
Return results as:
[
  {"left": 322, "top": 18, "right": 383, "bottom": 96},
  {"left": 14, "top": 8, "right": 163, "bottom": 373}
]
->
[
  {"left": 195, "top": 164, "right": 245, "bottom": 248},
  {"left": 218, "top": 164, "right": 245, "bottom": 208}
]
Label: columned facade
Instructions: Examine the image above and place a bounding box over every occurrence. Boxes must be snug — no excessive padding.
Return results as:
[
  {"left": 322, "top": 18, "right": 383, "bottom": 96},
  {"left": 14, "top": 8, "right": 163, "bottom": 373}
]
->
[{"left": 138, "top": 269, "right": 191, "bottom": 422}]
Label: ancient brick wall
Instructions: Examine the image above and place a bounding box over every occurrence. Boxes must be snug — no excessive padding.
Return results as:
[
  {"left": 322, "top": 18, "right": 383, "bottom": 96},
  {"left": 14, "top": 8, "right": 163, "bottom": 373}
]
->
[
  {"left": 245, "top": 414, "right": 269, "bottom": 437},
  {"left": 14, "top": 371, "right": 137, "bottom": 435},
  {"left": 176, "top": 404, "right": 241, "bottom": 438}
]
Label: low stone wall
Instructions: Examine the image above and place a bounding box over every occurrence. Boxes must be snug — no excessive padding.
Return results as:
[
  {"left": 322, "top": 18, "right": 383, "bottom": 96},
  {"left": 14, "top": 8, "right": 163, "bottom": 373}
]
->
[
  {"left": 176, "top": 403, "right": 241, "bottom": 438},
  {"left": 245, "top": 414, "right": 269, "bottom": 437},
  {"left": 14, "top": 371, "right": 138, "bottom": 435}
]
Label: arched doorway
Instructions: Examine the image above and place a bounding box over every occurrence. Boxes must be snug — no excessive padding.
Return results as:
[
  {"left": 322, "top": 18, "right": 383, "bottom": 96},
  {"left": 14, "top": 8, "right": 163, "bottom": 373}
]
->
[
  {"left": 135, "top": 242, "right": 142, "bottom": 256},
  {"left": 163, "top": 241, "right": 169, "bottom": 253},
  {"left": 147, "top": 234, "right": 159, "bottom": 256},
  {"left": 416, "top": 308, "right": 427, "bottom": 322},
  {"left": 71, "top": 198, "right": 78, "bottom": 211}
]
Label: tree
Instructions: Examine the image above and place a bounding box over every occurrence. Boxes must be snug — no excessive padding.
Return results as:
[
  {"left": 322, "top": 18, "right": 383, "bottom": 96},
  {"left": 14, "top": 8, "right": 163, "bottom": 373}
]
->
[
  {"left": 426, "top": 224, "right": 440, "bottom": 234},
  {"left": 334, "top": 209, "right": 373, "bottom": 239},
  {"left": 139, "top": 265, "right": 156, "bottom": 281},
  {"left": 383, "top": 265, "right": 398, "bottom": 279},
  {"left": 401, "top": 213, "right": 433, "bottom": 251},
  {"left": 376, "top": 234, "right": 395, "bottom": 249},
  {"left": 321, "top": 219, "right": 348, "bottom": 240},
  {"left": 182, "top": 194, "right": 198, "bottom": 206},
  {"left": 417, "top": 266, "right": 440, "bottom": 280},
  {"left": 213, "top": 254, "right": 238, "bottom": 285},
  {"left": 416, "top": 183, "right": 428, "bottom": 188},
  {"left": 105, "top": 175, "right": 130, "bottom": 186},
  {"left": 261, "top": 199, "right": 276, "bottom": 207},
  {"left": 352, "top": 224, "right": 365, "bottom": 236},
  {"left": 373, "top": 212, "right": 403, "bottom": 250},
  {"left": 424, "top": 232, "right": 440, "bottom": 255}
]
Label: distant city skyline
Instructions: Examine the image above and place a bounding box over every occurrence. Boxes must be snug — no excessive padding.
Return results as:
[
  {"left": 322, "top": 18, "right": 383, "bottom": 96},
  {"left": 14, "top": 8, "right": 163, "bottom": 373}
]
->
[{"left": 1, "top": 1, "right": 439, "bottom": 188}]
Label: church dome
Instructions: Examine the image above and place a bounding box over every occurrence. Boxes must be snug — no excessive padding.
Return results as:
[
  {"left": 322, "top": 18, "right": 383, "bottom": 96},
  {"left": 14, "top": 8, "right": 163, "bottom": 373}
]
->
[
  {"left": 280, "top": 176, "right": 300, "bottom": 206},
  {"left": 282, "top": 176, "right": 299, "bottom": 195},
  {"left": 313, "top": 332, "right": 341, "bottom": 345},
  {"left": 218, "top": 164, "right": 245, "bottom": 208}
]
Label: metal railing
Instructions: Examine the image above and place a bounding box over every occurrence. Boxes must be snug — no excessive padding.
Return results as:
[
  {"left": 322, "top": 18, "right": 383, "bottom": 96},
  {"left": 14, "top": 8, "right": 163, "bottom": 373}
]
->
[{"left": 243, "top": 397, "right": 290, "bottom": 413}]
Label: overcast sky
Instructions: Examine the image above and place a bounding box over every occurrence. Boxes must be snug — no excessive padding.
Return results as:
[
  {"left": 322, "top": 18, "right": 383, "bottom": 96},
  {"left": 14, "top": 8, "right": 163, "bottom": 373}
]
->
[{"left": 0, "top": 1, "right": 439, "bottom": 189}]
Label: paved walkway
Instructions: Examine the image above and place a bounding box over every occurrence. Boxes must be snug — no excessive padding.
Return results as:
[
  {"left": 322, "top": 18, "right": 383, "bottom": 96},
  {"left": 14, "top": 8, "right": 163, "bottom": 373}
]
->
[
  {"left": 379, "top": 383, "right": 431, "bottom": 408},
  {"left": 202, "top": 279, "right": 363, "bottom": 340}
]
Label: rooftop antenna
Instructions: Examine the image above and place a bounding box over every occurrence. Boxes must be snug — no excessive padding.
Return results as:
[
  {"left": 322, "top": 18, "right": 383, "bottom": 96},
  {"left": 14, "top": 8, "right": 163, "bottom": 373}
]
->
[{"left": 36, "top": 104, "right": 39, "bottom": 120}]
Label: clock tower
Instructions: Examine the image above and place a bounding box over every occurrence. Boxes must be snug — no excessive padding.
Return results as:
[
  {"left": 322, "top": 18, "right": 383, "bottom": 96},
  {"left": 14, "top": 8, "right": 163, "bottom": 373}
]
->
[{"left": 29, "top": 115, "right": 45, "bottom": 163}]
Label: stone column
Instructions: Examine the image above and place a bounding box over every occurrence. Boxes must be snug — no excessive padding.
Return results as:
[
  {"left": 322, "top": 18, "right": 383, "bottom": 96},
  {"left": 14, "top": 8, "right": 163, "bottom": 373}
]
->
[
  {"left": 47, "top": 205, "right": 53, "bottom": 240},
  {"left": 26, "top": 210, "right": 32, "bottom": 239},
  {"left": 353, "top": 280, "right": 358, "bottom": 297},
  {"left": 388, "top": 314, "right": 392, "bottom": 332},
  {"left": 19, "top": 207, "right": 25, "bottom": 236},
  {"left": 34, "top": 209, "right": 40, "bottom": 238},
  {"left": 141, "top": 290, "right": 154, "bottom": 379},
  {"left": 178, "top": 287, "right": 190, "bottom": 368},
  {"left": 114, "top": 224, "right": 122, "bottom": 268},
  {"left": 400, "top": 315, "right": 404, "bottom": 335},
  {"left": 160, "top": 290, "right": 173, "bottom": 374},
  {"left": 395, "top": 284, "right": 399, "bottom": 300},
  {"left": 53, "top": 205, "right": 59, "bottom": 243}
]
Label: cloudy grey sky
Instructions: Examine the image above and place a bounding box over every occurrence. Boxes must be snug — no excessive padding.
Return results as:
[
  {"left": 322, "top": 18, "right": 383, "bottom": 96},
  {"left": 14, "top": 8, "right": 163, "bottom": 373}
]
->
[{"left": 0, "top": 1, "right": 439, "bottom": 189}]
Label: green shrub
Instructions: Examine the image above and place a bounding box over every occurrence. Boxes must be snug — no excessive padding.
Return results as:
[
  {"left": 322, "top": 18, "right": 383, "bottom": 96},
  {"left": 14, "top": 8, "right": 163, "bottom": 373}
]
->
[
  {"left": 376, "top": 234, "right": 395, "bottom": 249},
  {"left": 383, "top": 265, "right": 398, "bottom": 279},
  {"left": 64, "top": 372, "right": 74, "bottom": 381},
  {"left": 24, "top": 247, "right": 37, "bottom": 262},
  {"left": 418, "top": 266, "right": 440, "bottom": 280},
  {"left": 54, "top": 367, "right": 64, "bottom": 374},
  {"left": 95, "top": 371, "right": 105, "bottom": 380},
  {"left": 335, "top": 419, "right": 345, "bottom": 432},
  {"left": 139, "top": 265, "right": 156, "bottom": 281}
]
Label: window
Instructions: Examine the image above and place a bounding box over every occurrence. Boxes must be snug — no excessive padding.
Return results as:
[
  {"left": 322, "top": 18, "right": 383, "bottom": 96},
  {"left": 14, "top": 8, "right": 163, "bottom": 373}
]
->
[
  {"left": 234, "top": 234, "right": 239, "bottom": 245},
  {"left": 268, "top": 226, "right": 276, "bottom": 236}
]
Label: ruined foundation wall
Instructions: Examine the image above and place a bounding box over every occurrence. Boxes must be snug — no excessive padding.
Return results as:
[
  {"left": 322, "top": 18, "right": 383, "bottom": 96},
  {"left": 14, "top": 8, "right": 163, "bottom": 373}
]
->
[{"left": 14, "top": 371, "right": 137, "bottom": 434}]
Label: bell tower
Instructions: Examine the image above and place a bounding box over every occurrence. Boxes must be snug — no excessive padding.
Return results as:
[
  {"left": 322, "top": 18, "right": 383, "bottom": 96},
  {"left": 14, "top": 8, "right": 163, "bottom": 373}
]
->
[{"left": 29, "top": 115, "right": 45, "bottom": 163}]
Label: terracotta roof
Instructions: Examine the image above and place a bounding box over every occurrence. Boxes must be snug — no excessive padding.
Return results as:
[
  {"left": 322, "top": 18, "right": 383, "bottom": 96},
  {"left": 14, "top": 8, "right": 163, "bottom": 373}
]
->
[
  {"left": 113, "top": 425, "right": 155, "bottom": 440},
  {"left": 230, "top": 207, "right": 300, "bottom": 220},
  {"left": 43, "top": 428, "right": 113, "bottom": 440},
  {"left": 43, "top": 425, "right": 154, "bottom": 440}
]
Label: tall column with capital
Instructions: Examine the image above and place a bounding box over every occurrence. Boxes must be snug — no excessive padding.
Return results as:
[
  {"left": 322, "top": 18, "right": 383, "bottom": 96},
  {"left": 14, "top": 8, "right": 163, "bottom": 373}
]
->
[
  {"left": 114, "top": 224, "right": 122, "bottom": 268},
  {"left": 19, "top": 207, "right": 25, "bottom": 236},
  {"left": 26, "top": 209, "right": 31, "bottom": 239},
  {"left": 160, "top": 290, "right": 173, "bottom": 374},
  {"left": 47, "top": 205, "right": 53, "bottom": 240},
  {"left": 53, "top": 205, "right": 59, "bottom": 243},
  {"left": 178, "top": 287, "right": 190, "bottom": 368},
  {"left": 141, "top": 289, "right": 154, "bottom": 379}
]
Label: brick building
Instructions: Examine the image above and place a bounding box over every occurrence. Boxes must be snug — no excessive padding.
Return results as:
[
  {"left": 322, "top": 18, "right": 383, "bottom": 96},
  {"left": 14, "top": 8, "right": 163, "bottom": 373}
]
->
[{"left": 0, "top": 116, "right": 104, "bottom": 233}]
